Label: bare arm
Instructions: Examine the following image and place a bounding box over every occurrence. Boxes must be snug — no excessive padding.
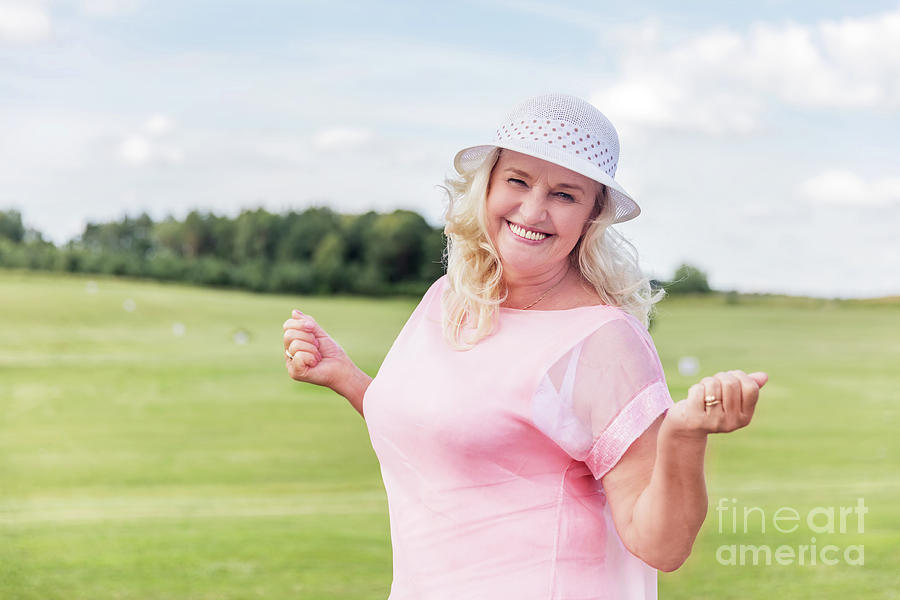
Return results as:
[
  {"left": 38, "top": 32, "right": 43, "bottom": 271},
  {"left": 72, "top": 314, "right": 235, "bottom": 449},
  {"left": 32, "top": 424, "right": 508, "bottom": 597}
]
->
[
  {"left": 601, "top": 370, "right": 768, "bottom": 571},
  {"left": 331, "top": 363, "right": 372, "bottom": 417},
  {"left": 601, "top": 414, "right": 707, "bottom": 571}
]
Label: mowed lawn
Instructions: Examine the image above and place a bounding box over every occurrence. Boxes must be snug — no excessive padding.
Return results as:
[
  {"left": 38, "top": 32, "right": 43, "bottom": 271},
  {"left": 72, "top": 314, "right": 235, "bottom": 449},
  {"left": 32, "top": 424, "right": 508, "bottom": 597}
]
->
[{"left": 1, "top": 268, "right": 898, "bottom": 599}]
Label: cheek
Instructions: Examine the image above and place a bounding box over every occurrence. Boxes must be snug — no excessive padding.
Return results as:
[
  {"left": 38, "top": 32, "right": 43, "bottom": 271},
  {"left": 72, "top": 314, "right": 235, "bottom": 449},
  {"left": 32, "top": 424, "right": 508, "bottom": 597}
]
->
[
  {"left": 486, "top": 189, "right": 512, "bottom": 220},
  {"left": 561, "top": 210, "right": 592, "bottom": 237},
  {"left": 484, "top": 193, "right": 506, "bottom": 241},
  {"left": 555, "top": 216, "right": 591, "bottom": 252}
]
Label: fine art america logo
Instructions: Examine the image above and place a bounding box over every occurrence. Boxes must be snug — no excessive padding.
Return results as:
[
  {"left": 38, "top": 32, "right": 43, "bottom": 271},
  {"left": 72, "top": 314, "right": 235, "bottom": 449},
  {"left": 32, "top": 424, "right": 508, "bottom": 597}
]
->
[{"left": 715, "top": 497, "right": 867, "bottom": 566}]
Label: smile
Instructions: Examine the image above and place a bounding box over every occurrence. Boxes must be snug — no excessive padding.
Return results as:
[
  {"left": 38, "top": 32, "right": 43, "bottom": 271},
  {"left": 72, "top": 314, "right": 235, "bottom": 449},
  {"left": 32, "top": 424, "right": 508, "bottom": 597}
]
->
[{"left": 506, "top": 220, "right": 551, "bottom": 242}]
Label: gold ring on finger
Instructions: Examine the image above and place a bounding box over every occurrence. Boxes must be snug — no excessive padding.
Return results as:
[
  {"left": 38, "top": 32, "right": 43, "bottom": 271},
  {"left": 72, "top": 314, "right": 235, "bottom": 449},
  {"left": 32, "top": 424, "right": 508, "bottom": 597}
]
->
[
  {"left": 705, "top": 394, "right": 717, "bottom": 402},
  {"left": 704, "top": 399, "right": 721, "bottom": 406}
]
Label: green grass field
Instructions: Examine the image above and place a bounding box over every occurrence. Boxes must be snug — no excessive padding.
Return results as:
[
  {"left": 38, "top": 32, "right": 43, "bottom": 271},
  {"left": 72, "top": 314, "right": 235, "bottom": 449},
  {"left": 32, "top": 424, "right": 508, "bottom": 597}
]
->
[{"left": 1, "top": 268, "right": 898, "bottom": 599}]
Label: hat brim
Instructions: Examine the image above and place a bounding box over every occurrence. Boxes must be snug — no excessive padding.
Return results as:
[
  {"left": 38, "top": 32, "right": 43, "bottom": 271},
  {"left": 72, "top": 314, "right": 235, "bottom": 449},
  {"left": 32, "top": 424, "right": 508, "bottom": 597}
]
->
[{"left": 454, "top": 140, "right": 640, "bottom": 224}]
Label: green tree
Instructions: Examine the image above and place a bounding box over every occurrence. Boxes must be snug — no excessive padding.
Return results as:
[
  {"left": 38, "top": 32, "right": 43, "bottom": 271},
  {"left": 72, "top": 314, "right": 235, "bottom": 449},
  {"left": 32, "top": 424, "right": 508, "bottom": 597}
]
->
[
  {"left": 181, "top": 211, "right": 218, "bottom": 259},
  {"left": 0, "top": 210, "right": 25, "bottom": 243},
  {"left": 276, "top": 207, "right": 340, "bottom": 262},
  {"left": 342, "top": 211, "right": 378, "bottom": 264},
  {"left": 230, "top": 259, "right": 269, "bottom": 292},
  {"left": 419, "top": 227, "right": 446, "bottom": 281},
  {"left": 270, "top": 261, "right": 315, "bottom": 294},
  {"left": 312, "top": 232, "right": 347, "bottom": 293},
  {"left": 2, "top": 205, "right": 450, "bottom": 297},
  {"left": 154, "top": 216, "right": 185, "bottom": 257},
  {"left": 365, "top": 210, "right": 431, "bottom": 284},
  {"left": 666, "top": 263, "right": 712, "bottom": 294},
  {"left": 233, "top": 208, "right": 282, "bottom": 263}
]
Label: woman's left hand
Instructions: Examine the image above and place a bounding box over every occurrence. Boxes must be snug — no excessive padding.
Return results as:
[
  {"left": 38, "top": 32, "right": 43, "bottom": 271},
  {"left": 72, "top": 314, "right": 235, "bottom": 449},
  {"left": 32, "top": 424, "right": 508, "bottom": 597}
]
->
[{"left": 661, "top": 370, "right": 769, "bottom": 439}]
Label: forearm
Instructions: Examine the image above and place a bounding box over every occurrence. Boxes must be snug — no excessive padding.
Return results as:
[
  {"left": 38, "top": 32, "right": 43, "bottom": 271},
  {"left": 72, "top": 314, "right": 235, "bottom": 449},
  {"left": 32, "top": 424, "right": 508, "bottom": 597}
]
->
[
  {"left": 331, "top": 363, "right": 373, "bottom": 418},
  {"left": 625, "top": 425, "right": 709, "bottom": 571}
]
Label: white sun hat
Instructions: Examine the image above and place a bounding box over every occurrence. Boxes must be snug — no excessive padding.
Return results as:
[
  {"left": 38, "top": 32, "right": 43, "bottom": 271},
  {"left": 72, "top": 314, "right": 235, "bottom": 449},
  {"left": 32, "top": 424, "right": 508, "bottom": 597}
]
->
[{"left": 454, "top": 93, "right": 640, "bottom": 224}]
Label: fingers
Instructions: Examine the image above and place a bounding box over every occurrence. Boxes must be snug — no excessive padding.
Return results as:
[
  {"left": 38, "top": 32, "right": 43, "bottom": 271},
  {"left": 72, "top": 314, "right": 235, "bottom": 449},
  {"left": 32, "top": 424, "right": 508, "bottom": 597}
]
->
[
  {"left": 719, "top": 372, "right": 743, "bottom": 416},
  {"left": 285, "top": 325, "right": 322, "bottom": 370},
  {"left": 297, "top": 314, "right": 325, "bottom": 338},
  {"left": 749, "top": 371, "right": 768, "bottom": 388},
  {"left": 287, "top": 339, "right": 321, "bottom": 362},
  {"left": 282, "top": 312, "right": 325, "bottom": 338},
  {"left": 668, "top": 369, "right": 766, "bottom": 438},
  {"left": 283, "top": 328, "right": 319, "bottom": 351},
  {"left": 710, "top": 370, "right": 762, "bottom": 432},
  {"left": 686, "top": 382, "right": 708, "bottom": 421},
  {"left": 282, "top": 308, "right": 323, "bottom": 357},
  {"left": 287, "top": 347, "right": 319, "bottom": 369},
  {"left": 731, "top": 370, "right": 761, "bottom": 416},
  {"left": 283, "top": 318, "right": 315, "bottom": 331},
  {"left": 283, "top": 309, "right": 327, "bottom": 381},
  {"left": 700, "top": 375, "right": 723, "bottom": 417}
]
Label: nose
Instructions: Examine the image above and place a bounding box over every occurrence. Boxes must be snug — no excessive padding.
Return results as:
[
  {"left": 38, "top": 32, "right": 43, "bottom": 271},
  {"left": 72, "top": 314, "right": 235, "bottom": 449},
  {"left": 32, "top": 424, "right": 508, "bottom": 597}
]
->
[{"left": 518, "top": 188, "right": 548, "bottom": 226}]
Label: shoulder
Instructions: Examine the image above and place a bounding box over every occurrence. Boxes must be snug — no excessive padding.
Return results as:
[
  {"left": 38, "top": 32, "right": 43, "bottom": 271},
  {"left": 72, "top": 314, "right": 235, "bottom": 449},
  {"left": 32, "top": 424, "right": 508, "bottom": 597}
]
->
[
  {"left": 400, "top": 275, "right": 447, "bottom": 328},
  {"left": 428, "top": 274, "right": 449, "bottom": 294},
  {"left": 567, "top": 281, "right": 648, "bottom": 337},
  {"left": 524, "top": 306, "right": 652, "bottom": 379},
  {"left": 420, "top": 274, "right": 448, "bottom": 305},
  {"left": 579, "top": 315, "right": 654, "bottom": 363}
]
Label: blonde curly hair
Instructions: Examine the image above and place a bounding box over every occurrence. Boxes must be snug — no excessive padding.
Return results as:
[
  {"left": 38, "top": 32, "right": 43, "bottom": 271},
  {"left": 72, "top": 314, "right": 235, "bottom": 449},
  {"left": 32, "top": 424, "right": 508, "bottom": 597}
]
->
[{"left": 440, "top": 148, "right": 664, "bottom": 350}]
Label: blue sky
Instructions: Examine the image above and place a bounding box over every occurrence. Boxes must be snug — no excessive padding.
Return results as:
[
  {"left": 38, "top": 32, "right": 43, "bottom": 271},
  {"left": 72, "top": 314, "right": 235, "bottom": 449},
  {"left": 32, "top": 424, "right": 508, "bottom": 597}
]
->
[{"left": 2, "top": 0, "right": 898, "bottom": 297}]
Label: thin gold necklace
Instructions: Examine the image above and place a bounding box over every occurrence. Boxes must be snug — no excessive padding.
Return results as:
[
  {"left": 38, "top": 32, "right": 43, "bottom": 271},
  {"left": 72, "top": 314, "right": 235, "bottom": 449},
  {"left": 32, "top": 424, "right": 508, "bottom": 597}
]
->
[{"left": 518, "top": 270, "right": 568, "bottom": 310}]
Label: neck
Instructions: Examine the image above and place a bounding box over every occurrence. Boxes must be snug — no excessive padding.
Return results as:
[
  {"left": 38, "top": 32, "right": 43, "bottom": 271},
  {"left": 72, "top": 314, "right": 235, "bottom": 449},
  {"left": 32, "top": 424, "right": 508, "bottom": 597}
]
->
[{"left": 502, "top": 263, "right": 571, "bottom": 309}]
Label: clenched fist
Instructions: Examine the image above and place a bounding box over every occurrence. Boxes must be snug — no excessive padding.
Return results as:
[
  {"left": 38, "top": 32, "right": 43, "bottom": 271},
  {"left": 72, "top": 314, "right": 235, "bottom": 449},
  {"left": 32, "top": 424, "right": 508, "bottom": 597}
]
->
[
  {"left": 662, "top": 370, "right": 769, "bottom": 439},
  {"left": 283, "top": 309, "right": 351, "bottom": 391}
]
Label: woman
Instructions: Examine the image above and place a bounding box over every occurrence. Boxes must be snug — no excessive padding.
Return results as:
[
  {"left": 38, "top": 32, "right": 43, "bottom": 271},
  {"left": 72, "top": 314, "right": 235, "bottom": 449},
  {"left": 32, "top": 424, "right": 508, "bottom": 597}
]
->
[{"left": 283, "top": 94, "right": 767, "bottom": 599}]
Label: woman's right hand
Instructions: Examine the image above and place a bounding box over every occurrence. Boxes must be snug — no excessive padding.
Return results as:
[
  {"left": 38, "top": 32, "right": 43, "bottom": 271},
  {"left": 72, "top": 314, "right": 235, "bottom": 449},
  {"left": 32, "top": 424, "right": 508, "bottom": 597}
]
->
[{"left": 283, "top": 309, "right": 349, "bottom": 390}]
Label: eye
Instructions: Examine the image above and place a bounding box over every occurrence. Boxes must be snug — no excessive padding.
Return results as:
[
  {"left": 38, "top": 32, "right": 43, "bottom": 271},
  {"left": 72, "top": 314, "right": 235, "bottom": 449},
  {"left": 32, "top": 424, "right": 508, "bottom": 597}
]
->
[
  {"left": 555, "top": 191, "right": 576, "bottom": 202},
  {"left": 507, "top": 178, "right": 527, "bottom": 187}
]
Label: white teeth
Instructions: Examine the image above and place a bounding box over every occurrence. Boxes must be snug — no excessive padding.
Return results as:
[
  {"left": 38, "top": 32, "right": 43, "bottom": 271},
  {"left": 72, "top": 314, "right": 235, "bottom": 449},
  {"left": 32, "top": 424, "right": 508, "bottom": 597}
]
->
[{"left": 509, "top": 222, "right": 548, "bottom": 241}]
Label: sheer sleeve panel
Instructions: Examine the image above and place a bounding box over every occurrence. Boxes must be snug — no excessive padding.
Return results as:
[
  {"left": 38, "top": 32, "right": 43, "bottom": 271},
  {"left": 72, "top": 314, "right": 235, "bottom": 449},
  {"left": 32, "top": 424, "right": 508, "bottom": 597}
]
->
[{"left": 532, "top": 315, "right": 673, "bottom": 480}]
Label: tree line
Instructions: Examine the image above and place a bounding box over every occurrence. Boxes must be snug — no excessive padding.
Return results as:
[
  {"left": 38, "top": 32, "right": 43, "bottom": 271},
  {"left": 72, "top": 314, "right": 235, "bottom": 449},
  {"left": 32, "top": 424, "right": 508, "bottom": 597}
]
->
[{"left": 0, "top": 208, "right": 711, "bottom": 297}]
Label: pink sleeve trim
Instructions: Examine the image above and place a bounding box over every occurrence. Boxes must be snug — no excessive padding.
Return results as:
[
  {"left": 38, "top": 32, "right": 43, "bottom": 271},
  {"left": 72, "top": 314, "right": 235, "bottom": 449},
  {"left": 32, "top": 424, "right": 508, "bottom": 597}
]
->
[{"left": 584, "top": 379, "right": 673, "bottom": 480}]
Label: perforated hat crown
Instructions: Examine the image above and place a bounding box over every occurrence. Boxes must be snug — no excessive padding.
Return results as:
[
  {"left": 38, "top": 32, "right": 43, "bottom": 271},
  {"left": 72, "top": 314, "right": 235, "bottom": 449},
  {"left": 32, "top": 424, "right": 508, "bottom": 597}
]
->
[{"left": 454, "top": 93, "right": 640, "bottom": 223}]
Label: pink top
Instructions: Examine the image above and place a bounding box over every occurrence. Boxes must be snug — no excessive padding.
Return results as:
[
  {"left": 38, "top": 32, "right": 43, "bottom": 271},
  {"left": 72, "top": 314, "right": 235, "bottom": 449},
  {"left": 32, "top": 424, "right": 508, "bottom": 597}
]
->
[{"left": 363, "top": 275, "right": 673, "bottom": 599}]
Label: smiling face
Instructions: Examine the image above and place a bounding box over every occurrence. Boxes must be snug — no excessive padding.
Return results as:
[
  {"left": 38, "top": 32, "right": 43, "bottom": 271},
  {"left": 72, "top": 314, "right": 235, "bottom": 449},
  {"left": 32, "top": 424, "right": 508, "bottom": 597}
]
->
[{"left": 485, "top": 150, "right": 602, "bottom": 280}]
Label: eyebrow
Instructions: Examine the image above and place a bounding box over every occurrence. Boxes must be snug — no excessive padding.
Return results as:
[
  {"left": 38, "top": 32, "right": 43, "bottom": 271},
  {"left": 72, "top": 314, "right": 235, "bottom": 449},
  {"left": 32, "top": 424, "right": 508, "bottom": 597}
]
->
[{"left": 505, "top": 168, "right": 587, "bottom": 195}]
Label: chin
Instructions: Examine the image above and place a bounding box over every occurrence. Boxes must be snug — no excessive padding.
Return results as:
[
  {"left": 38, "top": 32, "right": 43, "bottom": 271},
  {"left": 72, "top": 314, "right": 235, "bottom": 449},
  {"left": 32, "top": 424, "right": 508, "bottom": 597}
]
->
[{"left": 500, "top": 250, "right": 556, "bottom": 274}]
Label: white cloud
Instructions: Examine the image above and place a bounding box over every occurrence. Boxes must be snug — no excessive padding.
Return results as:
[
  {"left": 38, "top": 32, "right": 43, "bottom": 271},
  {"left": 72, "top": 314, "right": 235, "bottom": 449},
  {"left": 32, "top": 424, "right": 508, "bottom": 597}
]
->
[
  {"left": 0, "top": 0, "right": 51, "bottom": 43},
  {"left": 799, "top": 170, "right": 900, "bottom": 207},
  {"left": 115, "top": 114, "right": 184, "bottom": 166},
  {"left": 820, "top": 9, "right": 900, "bottom": 81},
  {"left": 118, "top": 135, "right": 150, "bottom": 164},
  {"left": 312, "top": 128, "right": 373, "bottom": 149},
  {"left": 594, "top": 7, "right": 900, "bottom": 135},
  {"left": 117, "top": 134, "right": 184, "bottom": 166},
  {"left": 144, "top": 114, "right": 173, "bottom": 136}
]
